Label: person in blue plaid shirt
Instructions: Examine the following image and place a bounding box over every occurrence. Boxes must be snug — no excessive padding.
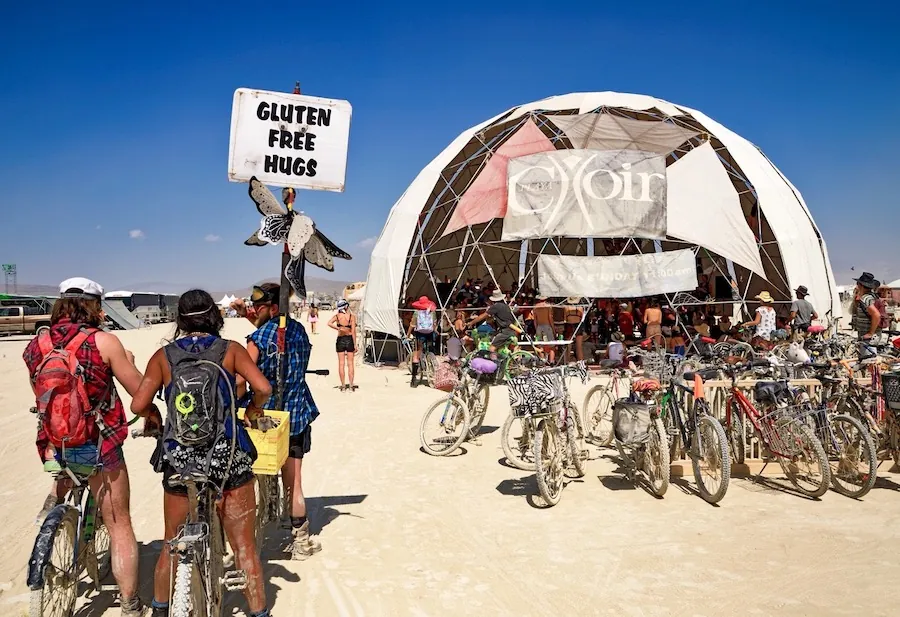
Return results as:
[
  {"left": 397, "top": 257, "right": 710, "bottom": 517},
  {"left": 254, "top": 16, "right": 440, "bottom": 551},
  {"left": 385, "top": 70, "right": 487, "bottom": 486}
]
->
[{"left": 236, "top": 283, "right": 322, "bottom": 560}]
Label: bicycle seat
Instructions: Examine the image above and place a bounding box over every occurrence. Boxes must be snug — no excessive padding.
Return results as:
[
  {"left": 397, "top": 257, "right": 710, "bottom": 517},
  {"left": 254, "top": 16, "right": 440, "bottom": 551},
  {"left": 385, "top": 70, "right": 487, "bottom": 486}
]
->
[
  {"left": 633, "top": 378, "right": 661, "bottom": 392},
  {"left": 599, "top": 359, "right": 621, "bottom": 369},
  {"left": 683, "top": 368, "right": 720, "bottom": 381},
  {"left": 807, "top": 325, "right": 826, "bottom": 334}
]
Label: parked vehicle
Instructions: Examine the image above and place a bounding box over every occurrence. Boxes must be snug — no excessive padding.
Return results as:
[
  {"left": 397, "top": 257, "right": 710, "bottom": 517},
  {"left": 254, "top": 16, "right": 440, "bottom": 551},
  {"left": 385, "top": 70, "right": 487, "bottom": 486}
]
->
[{"left": 0, "top": 306, "right": 51, "bottom": 335}]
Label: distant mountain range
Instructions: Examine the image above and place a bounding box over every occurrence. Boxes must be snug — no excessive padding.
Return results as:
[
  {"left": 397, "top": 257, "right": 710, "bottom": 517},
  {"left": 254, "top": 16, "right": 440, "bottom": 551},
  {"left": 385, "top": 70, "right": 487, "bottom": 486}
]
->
[{"left": 12, "top": 276, "right": 354, "bottom": 299}]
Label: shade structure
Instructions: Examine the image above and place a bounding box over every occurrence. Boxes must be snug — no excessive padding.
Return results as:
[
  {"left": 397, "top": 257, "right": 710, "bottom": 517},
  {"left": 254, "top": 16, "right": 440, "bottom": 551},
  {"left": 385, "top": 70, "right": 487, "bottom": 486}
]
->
[{"left": 363, "top": 92, "right": 840, "bottom": 337}]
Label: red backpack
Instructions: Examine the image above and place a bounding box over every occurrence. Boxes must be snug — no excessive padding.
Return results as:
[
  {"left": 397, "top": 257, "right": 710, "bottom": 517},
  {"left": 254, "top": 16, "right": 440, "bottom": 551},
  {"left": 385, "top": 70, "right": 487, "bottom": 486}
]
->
[
  {"left": 30, "top": 328, "right": 99, "bottom": 448},
  {"left": 860, "top": 294, "right": 891, "bottom": 331}
]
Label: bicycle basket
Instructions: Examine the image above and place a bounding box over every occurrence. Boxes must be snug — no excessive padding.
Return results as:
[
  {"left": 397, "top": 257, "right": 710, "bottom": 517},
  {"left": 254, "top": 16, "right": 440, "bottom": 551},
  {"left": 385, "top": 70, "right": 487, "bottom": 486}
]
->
[
  {"left": 507, "top": 371, "right": 564, "bottom": 417},
  {"left": 882, "top": 371, "right": 900, "bottom": 411},
  {"left": 612, "top": 399, "right": 652, "bottom": 446}
]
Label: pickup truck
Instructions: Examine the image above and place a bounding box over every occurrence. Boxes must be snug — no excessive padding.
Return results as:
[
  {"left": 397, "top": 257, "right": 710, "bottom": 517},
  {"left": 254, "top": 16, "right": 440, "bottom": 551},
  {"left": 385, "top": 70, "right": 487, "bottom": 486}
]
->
[{"left": 0, "top": 306, "right": 52, "bottom": 335}]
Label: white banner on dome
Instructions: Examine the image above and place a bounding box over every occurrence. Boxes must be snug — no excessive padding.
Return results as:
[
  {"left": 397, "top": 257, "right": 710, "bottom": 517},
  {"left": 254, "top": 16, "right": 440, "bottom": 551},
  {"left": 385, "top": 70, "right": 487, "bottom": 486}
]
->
[
  {"left": 537, "top": 250, "right": 697, "bottom": 298},
  {"left": 502, "top": 149, "right": 667, "bottom": 241}
]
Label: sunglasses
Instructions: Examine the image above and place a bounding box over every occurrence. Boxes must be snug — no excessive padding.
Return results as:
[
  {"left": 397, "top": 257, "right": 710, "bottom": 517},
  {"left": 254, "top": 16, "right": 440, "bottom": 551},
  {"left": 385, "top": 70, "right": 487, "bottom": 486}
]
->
[{"left": 251, "top": 286, "right": 278, "bottom": 305}]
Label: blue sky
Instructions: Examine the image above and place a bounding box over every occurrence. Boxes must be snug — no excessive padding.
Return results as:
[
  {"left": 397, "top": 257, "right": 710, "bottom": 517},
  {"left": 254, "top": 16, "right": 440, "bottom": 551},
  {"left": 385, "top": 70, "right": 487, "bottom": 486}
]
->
[{"left": 2, "top": 1, "right": 898, "bottom": 290}]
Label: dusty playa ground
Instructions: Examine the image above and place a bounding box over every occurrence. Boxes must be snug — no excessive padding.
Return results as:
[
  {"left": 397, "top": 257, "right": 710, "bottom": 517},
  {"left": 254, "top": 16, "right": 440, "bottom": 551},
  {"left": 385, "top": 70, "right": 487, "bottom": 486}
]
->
[{"left": 0, "top": 316, "right": 898, "bottom": 616}]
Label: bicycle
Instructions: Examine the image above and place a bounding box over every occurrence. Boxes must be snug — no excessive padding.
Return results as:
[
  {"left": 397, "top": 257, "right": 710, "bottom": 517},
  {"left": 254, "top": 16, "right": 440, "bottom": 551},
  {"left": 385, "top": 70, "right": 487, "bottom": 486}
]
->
[
  {"left": 659, "top": 368, "right": 731, "bottom": 504},
  {"left": 466, "top": 330, "right": 537, "bottom": 383},
  {"left": 507, "top": 364, "right": 587, "bottom": 505},
  {"left": 253, "top": 369, "right": 330, "bottom": 552},
  {"left": 502, "top": 363, "right": 587, "bottom": 472},
  {"left": 27, "top": 451, "right": 113, "bottom": 617},
  {"left": 27, "top": 412, "right": 149, "bottom": 617},
  {"left": 611, "top": 390, "right": 670, "bottom": 497},
  {"left": 419, "top": 359, "right": 492, "bottom": 456},
  {"left": 581, "top": 361, "right": 632, "bottom": 448},
  {"left": 721, "top": 362, "right": 831, "bottom": 498}
]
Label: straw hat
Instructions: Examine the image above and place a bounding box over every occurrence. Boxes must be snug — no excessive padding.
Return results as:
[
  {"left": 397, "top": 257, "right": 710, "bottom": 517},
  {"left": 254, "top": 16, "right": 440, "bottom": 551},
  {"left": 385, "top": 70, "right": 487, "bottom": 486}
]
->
[
  {"left": 565, "top": 296, "right": 582, "bottom": 305},
  {"left": 755, "top": 291, "right": 774, "bottom": 303}
]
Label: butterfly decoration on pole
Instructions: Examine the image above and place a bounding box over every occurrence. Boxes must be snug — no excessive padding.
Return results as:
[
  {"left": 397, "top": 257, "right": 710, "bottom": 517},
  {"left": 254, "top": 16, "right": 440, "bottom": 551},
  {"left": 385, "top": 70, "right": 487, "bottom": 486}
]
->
[{"left": 244, "top": 176, "right": 352, "bottom": 297}]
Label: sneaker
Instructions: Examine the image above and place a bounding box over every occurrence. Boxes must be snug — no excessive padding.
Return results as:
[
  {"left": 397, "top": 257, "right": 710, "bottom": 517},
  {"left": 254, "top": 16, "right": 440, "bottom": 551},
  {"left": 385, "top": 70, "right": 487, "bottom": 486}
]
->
[
  {"left": 35, "top": 495, "right": 60, "bottom": 526},
  {"left": 150, "top": 606, "right": 168, "bottom": 617},
  {"left": 120, "top": 596, "right": 147, "bottom": 617},
  {"left": 288, "top": 521, "right": 322, "bottom": 561}
]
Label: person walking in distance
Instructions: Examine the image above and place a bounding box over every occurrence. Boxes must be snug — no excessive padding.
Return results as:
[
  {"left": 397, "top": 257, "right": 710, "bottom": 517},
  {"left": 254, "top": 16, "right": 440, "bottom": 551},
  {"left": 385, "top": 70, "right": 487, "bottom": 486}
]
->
[
  {"left": 328, "top": 299, "right": 357, "bottom": 391},
  {"left": 308, "top": 304, "right": 319, "bottom": 335},
  {"left": 789, "top": 285, "right": 818, "bottom": 335},
  {"left": 234, "top": 283, "right": 323, "bottom": 560},
  {"left": 24, "top": 278, "right": 160, "bottom": 617}
]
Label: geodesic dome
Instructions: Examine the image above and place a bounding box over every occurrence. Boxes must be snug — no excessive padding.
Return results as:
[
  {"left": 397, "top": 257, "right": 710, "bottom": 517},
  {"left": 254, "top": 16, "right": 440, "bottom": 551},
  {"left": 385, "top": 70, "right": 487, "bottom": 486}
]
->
[{"left": 363, "top": 92, "right": 840, "bottom": 337}]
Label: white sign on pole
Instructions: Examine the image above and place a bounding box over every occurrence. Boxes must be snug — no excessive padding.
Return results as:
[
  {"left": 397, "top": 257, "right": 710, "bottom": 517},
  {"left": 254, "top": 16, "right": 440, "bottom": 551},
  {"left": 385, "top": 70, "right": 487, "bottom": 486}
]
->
[
  {"left": 228, "top": 88, "right": 352, "bottom": 192},
  {"left": 537, "top": 250, "right": 698, "bottom": 298}
]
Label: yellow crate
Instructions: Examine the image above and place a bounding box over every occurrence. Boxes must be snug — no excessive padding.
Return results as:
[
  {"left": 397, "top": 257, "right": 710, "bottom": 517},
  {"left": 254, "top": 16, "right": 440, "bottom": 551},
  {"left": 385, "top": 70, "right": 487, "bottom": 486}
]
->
[{"left": 237, "top": 409, "right": 290, "bottom": 475}]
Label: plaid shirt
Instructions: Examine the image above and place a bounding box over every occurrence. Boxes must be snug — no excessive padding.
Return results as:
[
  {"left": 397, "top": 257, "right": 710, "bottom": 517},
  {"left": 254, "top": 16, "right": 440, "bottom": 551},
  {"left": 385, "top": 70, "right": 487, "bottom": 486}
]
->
[
  {"left": 247, "top": 319, "right": 319, "bottom": 436},
  {"left": 23, "top": 319, "right": 127, "bottom": 462}
]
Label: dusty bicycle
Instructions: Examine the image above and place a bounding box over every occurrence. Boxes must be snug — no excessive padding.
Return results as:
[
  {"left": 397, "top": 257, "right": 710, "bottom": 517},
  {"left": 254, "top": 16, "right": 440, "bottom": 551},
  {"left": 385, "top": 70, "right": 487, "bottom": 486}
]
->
[
  {"left": 419, "top": 359, "right": 492, "bottom": 456},
  {"left": 721, "top": 363, "right": 831, "bottom": 498},
  {"left": 581, "top": 361, "right": 632, "bottom": 448}
]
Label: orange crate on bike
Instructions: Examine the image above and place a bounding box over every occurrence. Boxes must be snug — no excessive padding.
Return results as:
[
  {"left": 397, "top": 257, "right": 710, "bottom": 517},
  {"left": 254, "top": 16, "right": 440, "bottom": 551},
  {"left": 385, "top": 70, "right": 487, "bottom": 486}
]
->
[{"left": 237, "top": 409, "right": 290, "bottom": 475}]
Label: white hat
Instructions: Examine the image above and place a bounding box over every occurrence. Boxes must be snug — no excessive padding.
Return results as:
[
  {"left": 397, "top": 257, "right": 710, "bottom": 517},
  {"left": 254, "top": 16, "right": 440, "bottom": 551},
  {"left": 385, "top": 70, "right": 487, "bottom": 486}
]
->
[
  {"left": 59, "top": 277, "right": 104, "bottom": 300},
  {"left": 489, "top": 290, "right": 505, "bottom": 302}
]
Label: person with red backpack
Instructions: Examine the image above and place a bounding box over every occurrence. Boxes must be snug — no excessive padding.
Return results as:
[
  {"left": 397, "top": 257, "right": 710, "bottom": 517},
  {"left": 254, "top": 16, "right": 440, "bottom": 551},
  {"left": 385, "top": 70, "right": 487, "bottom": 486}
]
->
[{"left": 23, "top": 278, "right": 161, "bottom": 617}]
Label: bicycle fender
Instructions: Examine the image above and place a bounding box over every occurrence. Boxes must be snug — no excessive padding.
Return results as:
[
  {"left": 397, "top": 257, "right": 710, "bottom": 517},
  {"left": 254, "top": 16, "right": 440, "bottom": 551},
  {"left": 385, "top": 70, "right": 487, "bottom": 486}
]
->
[{"left": 27, "top": 504, "right": 70, "bottom": 589}]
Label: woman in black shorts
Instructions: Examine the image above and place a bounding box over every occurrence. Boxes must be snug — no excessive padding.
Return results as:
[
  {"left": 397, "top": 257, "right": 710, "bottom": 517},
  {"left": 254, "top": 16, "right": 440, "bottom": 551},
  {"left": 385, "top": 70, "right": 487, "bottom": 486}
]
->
[
  {"left": 131, "top": 290, "right": 274, "bottom": 617},
  {"left": 328, "top": 299, "right": 357, "bottom": 391}
]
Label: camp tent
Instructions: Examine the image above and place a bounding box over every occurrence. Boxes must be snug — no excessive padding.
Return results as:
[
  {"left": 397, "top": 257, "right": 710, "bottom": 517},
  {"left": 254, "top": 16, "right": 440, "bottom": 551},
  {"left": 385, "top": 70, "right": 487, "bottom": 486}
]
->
[{"left": 362, "top": 91, "right": 840, "bottom": 337}]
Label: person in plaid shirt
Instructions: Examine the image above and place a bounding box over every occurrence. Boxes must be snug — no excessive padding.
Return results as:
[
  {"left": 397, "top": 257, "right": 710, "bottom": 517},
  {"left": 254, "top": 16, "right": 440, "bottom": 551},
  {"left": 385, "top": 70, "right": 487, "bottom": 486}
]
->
[
  {"left": 235, "top": 283, "right": 322, "bottom": 560},
  {"left": 23, "top": 278, "right": 161, "bottom": 617}
]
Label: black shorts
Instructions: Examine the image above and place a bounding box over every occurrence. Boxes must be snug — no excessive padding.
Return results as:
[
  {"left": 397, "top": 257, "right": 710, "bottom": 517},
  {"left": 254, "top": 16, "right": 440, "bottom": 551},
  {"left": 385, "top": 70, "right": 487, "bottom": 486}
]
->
[
  {"left": 159, "top": 441, "right": 256, "bottom": 496},
  {"left": 491, "top": 328, "right": 517, "bottom": 349},
  {"left": 336, "top": 335, "right": 355, "bottom": 353},
  {"left": 288, "top": 425, "right": 312, "bottom": 459}
]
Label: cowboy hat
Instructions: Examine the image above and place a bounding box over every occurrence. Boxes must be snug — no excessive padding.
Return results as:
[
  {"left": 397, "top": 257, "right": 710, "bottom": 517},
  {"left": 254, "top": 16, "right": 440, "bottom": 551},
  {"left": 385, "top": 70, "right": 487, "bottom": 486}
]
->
[
  {"left": 411, "top": 296, "right": 436, "bottom": 310},
  {"left": 489, "top": 290, "right": 505, "bottom": 302},
  {"left": 854, "top": 272, "right": 880, "bottom": 289},
  {"left": 565, "top": 296, "right": 582, "bottom": 305},
  {"left": 794, "top": 285, "right": 809, "bottom": 296},
  {"left": 536, "top": 294, "right": 549, "bottom": 301},
  {"left": 755, "top": 291, "right": 774, "bottom": 303}
]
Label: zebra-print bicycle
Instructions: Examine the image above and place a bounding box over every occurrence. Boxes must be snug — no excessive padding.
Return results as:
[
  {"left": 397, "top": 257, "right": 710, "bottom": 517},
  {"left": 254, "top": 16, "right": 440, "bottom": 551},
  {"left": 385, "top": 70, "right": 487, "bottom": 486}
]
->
[{"left": 506, "top": 363, "right": 589, "bottom": 506}]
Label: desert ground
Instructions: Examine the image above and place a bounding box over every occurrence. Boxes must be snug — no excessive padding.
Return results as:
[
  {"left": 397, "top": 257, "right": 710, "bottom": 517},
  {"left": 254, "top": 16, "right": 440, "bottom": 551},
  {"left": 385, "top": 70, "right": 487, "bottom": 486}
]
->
[{"left": 1, "top": 313, "right": 899, "bottom": 616}]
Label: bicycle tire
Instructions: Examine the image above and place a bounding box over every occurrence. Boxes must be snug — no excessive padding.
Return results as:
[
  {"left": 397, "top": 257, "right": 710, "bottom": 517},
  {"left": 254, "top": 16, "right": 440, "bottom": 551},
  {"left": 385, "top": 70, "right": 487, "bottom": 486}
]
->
[
  {"left": 779, "top": 423, "right": 831, "bottom": 498},
  {"left": 665, "top": 398, "right": 683, "bottom": 462},
  {"left": 534, "top": 418, "right": 563, "bottom": 506},
  {"left": 644, "top": 417, "right": 670, "bottom": 497},
  {"left": 207, "top": 504, "right": 225, "bottom": 617},
  {"left": 582, "top": 384, "right": 614, "bottom": 447},
  {"left": 170, "top": 557, "right": 194, "bottom": 617},
  {"left": 827, "top": 414, "right": 877, "bottom": 499},
  {"left": 501, "top": 413, "right": 536, "bottom": 471},
  {"left": 691, "top": 412, "right": 731, "bottom": 504},
  {"left": 29, "top": 506, "right": 78, "bottom": 617},
  {"left": 467, "top": 382, "right": 490, "bottom": 437},
  {"left": 254, "top": 475, "right": 273, "bottom": 552},
  {"left": 505, "top": 351, "right": 535, "bottom": 380},
  {"left": 728, "top": 401, "right": 746, "bottom": 465},
  {"left": 87, "top": 520, "right": 111, "bottom": 585},
  {"left": 419, "top": 395, "right": 470, "bottom": 456},
  {"left": 565, "top": 414, "right": 585, "bottom": 478}
]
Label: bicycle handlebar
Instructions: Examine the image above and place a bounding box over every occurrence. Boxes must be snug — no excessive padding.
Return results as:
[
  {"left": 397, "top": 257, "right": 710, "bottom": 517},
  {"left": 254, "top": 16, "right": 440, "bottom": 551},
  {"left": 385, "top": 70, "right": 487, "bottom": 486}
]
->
[{"left": 307, "top": 369, "right": 330, "bottom": 376}]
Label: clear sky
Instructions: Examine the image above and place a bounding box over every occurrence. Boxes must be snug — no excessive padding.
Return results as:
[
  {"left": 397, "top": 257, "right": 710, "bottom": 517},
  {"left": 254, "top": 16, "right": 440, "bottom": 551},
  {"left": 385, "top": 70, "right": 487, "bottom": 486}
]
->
[{"left": 2, "top": 1, "right": 898, "bottom": 290}]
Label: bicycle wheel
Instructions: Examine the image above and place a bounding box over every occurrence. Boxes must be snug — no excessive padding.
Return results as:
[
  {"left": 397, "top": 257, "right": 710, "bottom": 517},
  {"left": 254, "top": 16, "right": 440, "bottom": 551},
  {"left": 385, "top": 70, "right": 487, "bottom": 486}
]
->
[
  {"left": 582, "top": 384, "right": 614, "bottom": 447},
  {"left": 170, "top": 556, "right": 194, "bottom": 617},
  {"left": 778, "top": 423, "right": 831, "bottom": 498},
  {"left": 534, "top": 418, "right": 564, "bottom": 506},
  {"left": 643, "top": 418, "right": 670, "bottom": 497},
  {"left": 87, "top": 519, "right": 111, "bottom": 585},
  {"left": 664, "top": 400, "right": 683, "bottom": 462},
  {"left": 206, "top": 506, "right": 225, "bottom": 617},
  {"left": 505, "top": 351, "right": 535, "bottom": 379},
  {"left": 826, "top": 414, "right": 877, "bottom": 499},
  {"left": 29, "top": 507, "right": 78, "bottom": 617},
  {"left": 691, "top": 410, "right": 731, "bottom": 504},
  {"left": 422, "top": 352, "right": 438, "bottom": 386},
  {"left": 727, "top": 401, "right": 746, "bottom": 465},
  {"left": 419, "top": 395, "right": 470, "bottom": 456},
  {"left": 501, "top": 413, "right": 536, "bottom": 471},
  {"left": 565, "top": 414, "right": 585, "bottom": 478},
  {"left": 729, "top": 342, "right": 755, "bottom": 361},
  {"left": 467, "top": 382, "right": 490, "bottom": 437},
  {"left": 254, "top": 475, "right": 273, "bottom": 551}
]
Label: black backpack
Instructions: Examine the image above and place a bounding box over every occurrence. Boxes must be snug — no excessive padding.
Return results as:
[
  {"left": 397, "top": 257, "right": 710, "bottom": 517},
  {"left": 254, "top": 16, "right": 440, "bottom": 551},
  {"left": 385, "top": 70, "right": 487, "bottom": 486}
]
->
[{"left": 163, "top": 338, "right": 232, "bottom": 447}]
